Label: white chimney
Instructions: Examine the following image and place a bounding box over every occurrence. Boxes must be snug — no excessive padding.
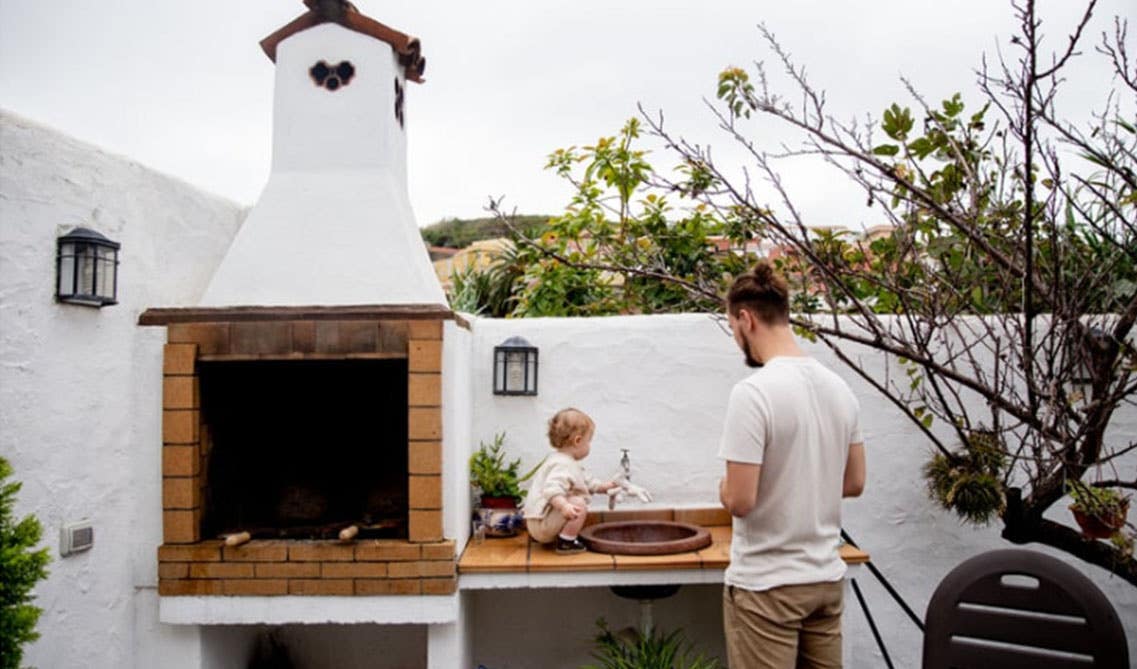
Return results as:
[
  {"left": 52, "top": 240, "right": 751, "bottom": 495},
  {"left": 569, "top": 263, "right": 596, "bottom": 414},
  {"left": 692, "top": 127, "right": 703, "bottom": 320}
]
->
[{"left": 200, "top": 3, "right": 445, "bottom": 308}]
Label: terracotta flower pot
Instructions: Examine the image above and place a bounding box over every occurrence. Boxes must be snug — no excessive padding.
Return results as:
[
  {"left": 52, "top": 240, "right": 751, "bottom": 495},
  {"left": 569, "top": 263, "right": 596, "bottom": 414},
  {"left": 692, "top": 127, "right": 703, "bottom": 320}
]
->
[
  {"left": 1070, "top": 500, "right": 1129, "bottom": 539},
  {"left": 480, "top": 495, "right": 520, "bottom": 509}
]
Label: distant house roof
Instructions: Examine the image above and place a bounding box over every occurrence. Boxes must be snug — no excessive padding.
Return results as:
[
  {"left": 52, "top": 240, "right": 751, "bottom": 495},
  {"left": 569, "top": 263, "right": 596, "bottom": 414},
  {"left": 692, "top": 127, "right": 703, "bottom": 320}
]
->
[
  {"left": 862, "top": 224, "right": 895, "bottom": 241},
  {"left": 260, "top": 0, "right": 426, "bottom": 82}
]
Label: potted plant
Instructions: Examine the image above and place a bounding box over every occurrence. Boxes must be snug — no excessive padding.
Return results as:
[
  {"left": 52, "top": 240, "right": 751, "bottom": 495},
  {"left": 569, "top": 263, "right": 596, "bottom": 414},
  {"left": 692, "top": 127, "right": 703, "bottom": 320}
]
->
[
  {"left": 1067, "top": 480, "right": 1130, "bottom": 539},
  {"left": 469, "top": 433, "right": 539, "bottom": 537}
]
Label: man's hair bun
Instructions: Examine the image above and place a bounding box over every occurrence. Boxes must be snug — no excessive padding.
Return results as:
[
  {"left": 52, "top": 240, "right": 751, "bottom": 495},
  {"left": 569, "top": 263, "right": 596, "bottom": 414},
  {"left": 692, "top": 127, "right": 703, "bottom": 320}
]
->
[
  {"left": 751, "top": 262, "right": 775, "bottom": 283},
  {"left": 727, "top": 260, "right": 790, "bottom": 323}
]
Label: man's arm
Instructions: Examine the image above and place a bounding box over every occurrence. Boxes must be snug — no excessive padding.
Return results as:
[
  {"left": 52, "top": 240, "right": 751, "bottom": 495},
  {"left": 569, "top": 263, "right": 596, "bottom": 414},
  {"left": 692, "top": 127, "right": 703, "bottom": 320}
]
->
[
  {"left": 843, "top": 442, "right": 865, "bottom": 497},
  {"left": 720, "top": 461, "right": 761, "bottom": 517}
]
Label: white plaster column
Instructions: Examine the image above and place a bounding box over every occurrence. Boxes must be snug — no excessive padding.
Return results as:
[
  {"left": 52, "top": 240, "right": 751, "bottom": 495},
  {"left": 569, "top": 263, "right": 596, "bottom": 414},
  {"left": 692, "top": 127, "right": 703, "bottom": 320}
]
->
[{"left": 427, "top": 590, "right": 473, "bottom": 669}]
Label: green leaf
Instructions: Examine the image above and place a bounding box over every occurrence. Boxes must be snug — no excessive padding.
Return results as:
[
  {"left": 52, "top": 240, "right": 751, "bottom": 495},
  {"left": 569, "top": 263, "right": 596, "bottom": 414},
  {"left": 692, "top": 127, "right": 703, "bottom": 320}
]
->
[
  {"left": 970, "top": 286, "right": 983, "bottom": 305},
  {"left": 942, "top": 93, "right": 964, "bottom": 118},
  {"left": 882, "top": 104, "right": 914, "bottom": 141},
  {"left": 969, "top": 102, "right": 991, "bottom": 129},
  {"left": 907, "top": 137, "right": 935, "bottom": 159},
  {"left": 873, "top": 144, "right": 900, "bottom": 156}
]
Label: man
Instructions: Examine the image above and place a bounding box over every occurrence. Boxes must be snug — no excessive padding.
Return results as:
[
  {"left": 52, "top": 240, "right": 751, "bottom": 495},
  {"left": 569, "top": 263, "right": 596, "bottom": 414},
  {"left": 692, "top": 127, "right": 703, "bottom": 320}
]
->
[{"left": 718, "top": 261, "right": 866, "bottom": 668}]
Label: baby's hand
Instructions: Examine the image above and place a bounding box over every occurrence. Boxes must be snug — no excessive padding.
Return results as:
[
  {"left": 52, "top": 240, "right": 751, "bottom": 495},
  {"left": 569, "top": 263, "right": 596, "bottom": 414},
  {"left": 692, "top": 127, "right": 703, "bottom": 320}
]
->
[
  {"left": 623, "top": 481, "right": 653, "bottom": 503},
  {"left": 607, "top": 487, "right": 625, "bottom": 511},
  {"left": 607, "top": 476, "right": 653, "bottom": 509},
  {"left": 560, "top": 502, "right": 584, "bottom": 520}
]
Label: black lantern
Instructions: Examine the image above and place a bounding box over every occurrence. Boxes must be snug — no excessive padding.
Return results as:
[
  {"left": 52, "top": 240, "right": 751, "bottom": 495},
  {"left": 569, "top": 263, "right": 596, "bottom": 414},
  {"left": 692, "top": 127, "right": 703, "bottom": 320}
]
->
[
  {"left": 56, "top": 227, "right": 120, "bottom": 307},
  {"left": 493, "top": 336, "right": 538, "bottom": 395}
]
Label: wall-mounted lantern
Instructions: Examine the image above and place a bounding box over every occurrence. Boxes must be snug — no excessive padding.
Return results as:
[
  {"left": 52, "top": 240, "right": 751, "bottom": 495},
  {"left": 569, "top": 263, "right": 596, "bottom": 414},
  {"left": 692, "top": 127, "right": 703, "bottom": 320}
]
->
[
  {"left": 56, "top": 227, "right": 120, "bottom": 307},
  {"left": 493, "top": 336, "right": 538, "bottom": 396}
]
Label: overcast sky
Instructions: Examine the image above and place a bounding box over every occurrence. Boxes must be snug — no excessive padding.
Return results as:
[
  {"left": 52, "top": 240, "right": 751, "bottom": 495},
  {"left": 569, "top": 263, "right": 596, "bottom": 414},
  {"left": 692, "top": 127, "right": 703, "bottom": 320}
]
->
[{"left": 1, "top": 1, "right": 1133, "bottom": 229}]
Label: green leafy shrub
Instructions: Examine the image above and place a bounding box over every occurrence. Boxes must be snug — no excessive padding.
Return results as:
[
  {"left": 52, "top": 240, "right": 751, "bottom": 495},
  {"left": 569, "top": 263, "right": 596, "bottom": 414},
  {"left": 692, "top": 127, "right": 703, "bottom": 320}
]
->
[
  {"left": 447, "top": 243, "right": 525, "bottom": 318},
  {"left": 583, "top": 618, "right": 723, "bottom": 669},
  {"left": 0, "top": 457, "right": 50, "bottom": 669},
  {"left": 421, "top": 215, "right": 549, "bottom": 249}
]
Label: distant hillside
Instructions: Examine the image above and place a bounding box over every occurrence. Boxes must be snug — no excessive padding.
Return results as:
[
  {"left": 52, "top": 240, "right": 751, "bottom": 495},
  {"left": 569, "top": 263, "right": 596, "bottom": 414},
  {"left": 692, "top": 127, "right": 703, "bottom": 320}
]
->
[{"left": 421, "top": 215, "right": 551, "bottom": 249}]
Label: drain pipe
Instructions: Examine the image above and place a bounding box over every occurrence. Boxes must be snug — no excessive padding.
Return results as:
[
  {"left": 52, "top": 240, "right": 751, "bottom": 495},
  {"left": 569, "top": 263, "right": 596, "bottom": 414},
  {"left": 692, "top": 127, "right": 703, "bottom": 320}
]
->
[
  {"left": 639, "top": 599, "right": 654, "bottom": 637},
  {"left": 609, "top": 584, "right": 679, "bottom": 638}
]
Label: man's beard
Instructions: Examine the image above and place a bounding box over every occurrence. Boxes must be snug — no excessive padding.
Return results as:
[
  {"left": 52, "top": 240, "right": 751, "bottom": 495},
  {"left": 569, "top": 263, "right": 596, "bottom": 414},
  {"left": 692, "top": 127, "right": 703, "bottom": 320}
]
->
[{"left": 742, "top": 339, "right": 763, "bottom": 368}]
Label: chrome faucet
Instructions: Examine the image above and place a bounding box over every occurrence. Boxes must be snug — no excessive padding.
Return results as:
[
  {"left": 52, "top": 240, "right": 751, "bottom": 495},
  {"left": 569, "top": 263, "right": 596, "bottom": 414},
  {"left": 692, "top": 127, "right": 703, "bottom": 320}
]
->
[{"left": 620, "top": 449, "right": 631, "bottom": 480}]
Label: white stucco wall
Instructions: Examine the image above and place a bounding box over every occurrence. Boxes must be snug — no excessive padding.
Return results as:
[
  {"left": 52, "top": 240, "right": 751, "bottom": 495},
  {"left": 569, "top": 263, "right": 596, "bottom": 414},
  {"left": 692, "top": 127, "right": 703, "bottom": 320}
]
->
[
  {"left": 0, "top": 109, "right": 245, "bottom": 669},
  {"left": 3, "top": 107, "right": 1134, "bottom": 668},
  {"left": 442, "top": 320, "right": 473, "bottom": 546},
  {"left": 463, "top": 313, "right": 1137, "bottom": 667}
]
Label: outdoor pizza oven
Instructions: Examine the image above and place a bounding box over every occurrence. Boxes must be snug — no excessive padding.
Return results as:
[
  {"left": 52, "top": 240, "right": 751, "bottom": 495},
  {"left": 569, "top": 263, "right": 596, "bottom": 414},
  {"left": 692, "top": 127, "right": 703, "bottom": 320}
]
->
[{"left": 139, "top": 1, "right": 458, "bottom": 598}]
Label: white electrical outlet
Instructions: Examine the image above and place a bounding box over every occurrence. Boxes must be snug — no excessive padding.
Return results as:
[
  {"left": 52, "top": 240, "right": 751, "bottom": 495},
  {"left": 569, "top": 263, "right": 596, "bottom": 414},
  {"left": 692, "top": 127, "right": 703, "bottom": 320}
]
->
[{"left": 60, "top": 520, "right": 94, "bottom": 557}]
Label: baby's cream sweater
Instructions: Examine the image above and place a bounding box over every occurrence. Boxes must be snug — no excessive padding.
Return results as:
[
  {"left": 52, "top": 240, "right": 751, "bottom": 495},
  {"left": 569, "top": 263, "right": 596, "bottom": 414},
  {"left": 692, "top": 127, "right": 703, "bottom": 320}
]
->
[{"left": 521, "top": 451, "right": 601, "bottom": 519}]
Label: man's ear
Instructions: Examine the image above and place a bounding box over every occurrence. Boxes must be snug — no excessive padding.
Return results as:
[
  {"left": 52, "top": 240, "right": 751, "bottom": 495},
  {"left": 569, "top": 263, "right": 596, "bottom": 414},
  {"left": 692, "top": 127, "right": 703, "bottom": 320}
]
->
[{"left": 737, "top": 308, "right": 754, "bottom": 332}]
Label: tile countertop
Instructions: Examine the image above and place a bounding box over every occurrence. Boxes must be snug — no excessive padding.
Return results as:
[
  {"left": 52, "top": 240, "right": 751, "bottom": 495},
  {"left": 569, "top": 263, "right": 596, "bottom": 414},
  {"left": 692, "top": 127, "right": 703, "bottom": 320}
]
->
[{"left": 458, "top": 508, "right": 869, "bottom": 590}]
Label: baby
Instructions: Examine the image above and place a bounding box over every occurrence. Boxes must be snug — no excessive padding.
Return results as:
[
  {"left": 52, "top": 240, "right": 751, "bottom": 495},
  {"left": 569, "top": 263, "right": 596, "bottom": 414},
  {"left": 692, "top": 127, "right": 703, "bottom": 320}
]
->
[{"left": 522, "top": 408, "right": 621, "bottom": 554}]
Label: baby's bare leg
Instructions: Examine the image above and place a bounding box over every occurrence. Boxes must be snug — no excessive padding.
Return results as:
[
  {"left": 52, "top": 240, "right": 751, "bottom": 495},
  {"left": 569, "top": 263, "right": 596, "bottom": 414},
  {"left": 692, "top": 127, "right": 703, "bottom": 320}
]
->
[{"left": 561, "top": 495, "right": 589, "bottom": 538}]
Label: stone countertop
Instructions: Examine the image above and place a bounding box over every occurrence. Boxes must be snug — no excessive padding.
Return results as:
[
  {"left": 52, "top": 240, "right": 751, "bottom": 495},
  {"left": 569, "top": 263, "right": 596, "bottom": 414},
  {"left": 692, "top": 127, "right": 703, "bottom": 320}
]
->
[{"left": 458, "top": 508, "right": 869, "bottom": 589}]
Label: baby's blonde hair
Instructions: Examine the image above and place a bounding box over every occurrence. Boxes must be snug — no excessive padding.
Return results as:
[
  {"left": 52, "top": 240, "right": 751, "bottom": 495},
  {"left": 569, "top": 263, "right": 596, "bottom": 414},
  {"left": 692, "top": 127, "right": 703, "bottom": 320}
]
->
[{"left": 547, "top": 408, "right": 594, "bottom": 450}]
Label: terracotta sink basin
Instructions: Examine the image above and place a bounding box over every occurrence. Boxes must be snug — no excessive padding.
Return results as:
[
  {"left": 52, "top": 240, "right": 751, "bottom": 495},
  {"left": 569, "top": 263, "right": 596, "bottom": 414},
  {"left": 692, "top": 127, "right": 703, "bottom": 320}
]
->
[{"left": 580, "top": 520, "right": 712, "bottom": 555}]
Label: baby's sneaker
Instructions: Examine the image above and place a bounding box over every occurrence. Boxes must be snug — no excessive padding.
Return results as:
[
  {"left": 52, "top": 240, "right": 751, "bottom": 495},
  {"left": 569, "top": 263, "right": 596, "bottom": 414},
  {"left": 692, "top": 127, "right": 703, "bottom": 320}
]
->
[{"left": 555, "top": 536, "right": 587, "bottom": 554}]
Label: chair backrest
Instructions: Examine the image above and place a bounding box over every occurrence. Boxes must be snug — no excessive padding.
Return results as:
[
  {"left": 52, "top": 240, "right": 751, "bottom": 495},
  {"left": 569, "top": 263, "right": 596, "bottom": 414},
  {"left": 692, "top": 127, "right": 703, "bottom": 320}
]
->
[{"left": 923, "top": 549, "right": 1129, "bottom": 668}]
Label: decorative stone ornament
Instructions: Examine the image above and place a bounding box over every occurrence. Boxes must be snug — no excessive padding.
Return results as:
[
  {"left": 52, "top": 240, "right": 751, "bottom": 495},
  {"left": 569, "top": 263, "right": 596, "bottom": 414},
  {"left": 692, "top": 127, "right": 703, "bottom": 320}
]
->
[
  {"left": 493, "top": 336, "right": 538, "bottom": 395},
  {"left": 55, "top": 227, "right": 119, "bottom": 307},
  {"left": 309, "top": 60, "right": 355, "bottom": 90}
]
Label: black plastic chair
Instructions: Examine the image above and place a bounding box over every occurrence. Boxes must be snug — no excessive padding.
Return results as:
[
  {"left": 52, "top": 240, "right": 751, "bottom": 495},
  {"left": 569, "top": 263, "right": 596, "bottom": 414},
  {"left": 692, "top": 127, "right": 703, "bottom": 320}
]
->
[{"left": 923, "top": 549, "right": 1129, "bottom": 668}]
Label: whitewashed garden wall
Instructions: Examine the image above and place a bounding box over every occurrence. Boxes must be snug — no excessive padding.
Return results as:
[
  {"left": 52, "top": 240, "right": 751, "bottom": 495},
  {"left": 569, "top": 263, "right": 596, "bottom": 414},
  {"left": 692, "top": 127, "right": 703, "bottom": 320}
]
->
[
  {"left": 0, "top": 110, "right": 245, "bottom": 669},
  {"left": 463, "top": 313, "right": 1137, "bottom": 667},
  {"left": 2, "top": 111, "right": 1133, "bottom": 668}
]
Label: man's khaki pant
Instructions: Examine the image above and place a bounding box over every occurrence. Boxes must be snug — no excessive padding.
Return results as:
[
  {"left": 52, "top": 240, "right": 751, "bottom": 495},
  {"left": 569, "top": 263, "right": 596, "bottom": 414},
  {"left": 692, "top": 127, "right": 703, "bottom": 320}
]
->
[{"left": 722, "top": 580, "right": 844, "bottom": 668}]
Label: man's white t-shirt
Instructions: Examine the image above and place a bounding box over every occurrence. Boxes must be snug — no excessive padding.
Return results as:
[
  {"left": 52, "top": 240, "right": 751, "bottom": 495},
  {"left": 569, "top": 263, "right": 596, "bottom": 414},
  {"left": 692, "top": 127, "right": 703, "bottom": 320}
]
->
[{"left": 717, "top": 356, "right": 862, "bottom": 592}]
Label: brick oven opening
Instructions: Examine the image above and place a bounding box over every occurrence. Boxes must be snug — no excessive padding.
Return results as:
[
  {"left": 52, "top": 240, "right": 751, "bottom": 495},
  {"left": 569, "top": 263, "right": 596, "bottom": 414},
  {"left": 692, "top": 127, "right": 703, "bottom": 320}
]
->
[{"left": 198, "top": 358, "right": 408, "bottom": 541}]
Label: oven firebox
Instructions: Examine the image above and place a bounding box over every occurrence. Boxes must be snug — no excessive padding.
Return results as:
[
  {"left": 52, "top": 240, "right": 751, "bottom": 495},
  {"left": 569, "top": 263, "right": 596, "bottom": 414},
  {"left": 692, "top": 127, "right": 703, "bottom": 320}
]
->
[
  {"left": 199, "top": 358, "right": 409, "bottom": 541},
  {"left": 150, "top": 314, "right": 455, "bottom": 597}
]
